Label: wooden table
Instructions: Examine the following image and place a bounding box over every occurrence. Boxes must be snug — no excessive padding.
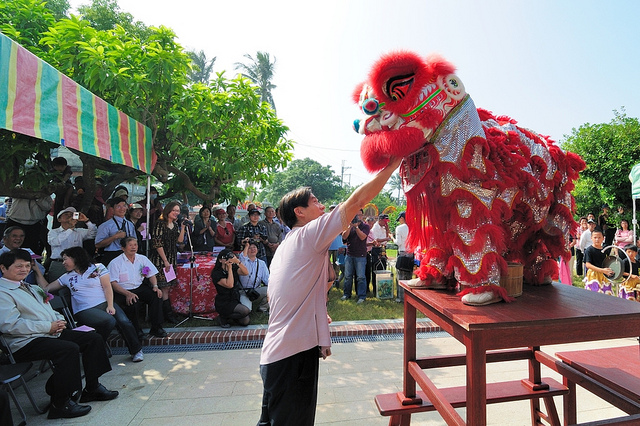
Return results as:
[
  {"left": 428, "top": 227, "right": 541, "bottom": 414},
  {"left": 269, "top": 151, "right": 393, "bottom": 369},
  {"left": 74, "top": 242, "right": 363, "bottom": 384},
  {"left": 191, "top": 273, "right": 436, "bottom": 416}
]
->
[
  {"left": 553, "top": 345, "right": 640, "bottom": 425},
  {"left": 375, "top": 282, "right": 640, "bottom": 425}
]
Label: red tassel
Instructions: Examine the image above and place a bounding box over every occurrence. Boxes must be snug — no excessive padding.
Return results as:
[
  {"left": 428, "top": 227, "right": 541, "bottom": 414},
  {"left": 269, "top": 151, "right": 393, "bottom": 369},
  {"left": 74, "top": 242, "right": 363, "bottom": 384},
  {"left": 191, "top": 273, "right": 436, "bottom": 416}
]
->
[{"left": 456, "top": 284, "right": 515, "bottom": 303}]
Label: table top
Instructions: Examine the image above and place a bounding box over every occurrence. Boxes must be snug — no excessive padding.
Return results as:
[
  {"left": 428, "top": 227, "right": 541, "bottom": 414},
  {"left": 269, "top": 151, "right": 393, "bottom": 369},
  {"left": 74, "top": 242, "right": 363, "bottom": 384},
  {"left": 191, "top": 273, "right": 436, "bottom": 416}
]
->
[
  {"left": 402, "top": 282, "right": 640, "bottom": 348},
  {"left": 556, "top": 345, "right": 640, "bottom": 403}
]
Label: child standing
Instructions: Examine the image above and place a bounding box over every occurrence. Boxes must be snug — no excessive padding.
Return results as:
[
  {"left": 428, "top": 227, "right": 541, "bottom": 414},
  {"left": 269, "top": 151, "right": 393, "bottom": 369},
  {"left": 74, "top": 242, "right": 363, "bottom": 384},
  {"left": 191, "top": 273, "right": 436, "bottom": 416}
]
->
[
  {"left": 619, "top": 244, "right": 640, "bottom": 301},
  {"left": 584, "top": 228, "right": 615, "bottom": 295}
]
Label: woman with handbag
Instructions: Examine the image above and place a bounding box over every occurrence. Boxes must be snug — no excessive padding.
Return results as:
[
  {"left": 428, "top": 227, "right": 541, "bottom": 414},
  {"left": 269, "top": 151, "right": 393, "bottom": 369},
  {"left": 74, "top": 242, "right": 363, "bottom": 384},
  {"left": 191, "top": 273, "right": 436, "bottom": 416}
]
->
[{"left": 211, "top": 249, "right": 250, "bottom": 328}]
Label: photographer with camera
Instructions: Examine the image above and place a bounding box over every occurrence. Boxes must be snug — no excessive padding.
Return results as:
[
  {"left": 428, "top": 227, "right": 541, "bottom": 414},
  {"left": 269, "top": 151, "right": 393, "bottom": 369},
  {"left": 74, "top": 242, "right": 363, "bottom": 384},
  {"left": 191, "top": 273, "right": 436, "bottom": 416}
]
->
[
  {"left": 340, "top": 209, "right": 370, "bottom": 303},
  {"left": 238, "top": 238, "right": 270, "bottom": 314},
  {"left": 211, "top": 249, "right": 250, "bottom": 328},
  {"left": 48, "top": 207, "right": 97, "bottom": 281}
]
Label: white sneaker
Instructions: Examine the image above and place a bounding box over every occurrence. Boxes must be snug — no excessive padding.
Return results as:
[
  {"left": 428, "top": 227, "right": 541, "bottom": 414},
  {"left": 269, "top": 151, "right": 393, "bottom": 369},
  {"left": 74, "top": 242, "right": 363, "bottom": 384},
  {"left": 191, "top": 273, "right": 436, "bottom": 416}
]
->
[{"left": 132, "top": 350, "right": 144, "bottom": 362}]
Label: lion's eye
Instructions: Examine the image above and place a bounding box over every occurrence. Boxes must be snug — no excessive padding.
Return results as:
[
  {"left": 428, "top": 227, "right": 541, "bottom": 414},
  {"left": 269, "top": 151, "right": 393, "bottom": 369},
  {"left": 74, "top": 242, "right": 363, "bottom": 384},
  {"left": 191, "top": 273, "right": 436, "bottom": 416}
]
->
[{"left": 385, "top": 74, "right": 414, "bottom": 101}]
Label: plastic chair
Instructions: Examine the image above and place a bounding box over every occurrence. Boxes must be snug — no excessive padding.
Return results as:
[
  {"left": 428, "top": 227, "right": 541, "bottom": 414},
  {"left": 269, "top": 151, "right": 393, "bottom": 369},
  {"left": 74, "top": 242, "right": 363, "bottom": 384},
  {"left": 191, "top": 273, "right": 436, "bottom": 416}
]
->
[{"left": 0, "top": 334, "right": 49, "bottom": 415}]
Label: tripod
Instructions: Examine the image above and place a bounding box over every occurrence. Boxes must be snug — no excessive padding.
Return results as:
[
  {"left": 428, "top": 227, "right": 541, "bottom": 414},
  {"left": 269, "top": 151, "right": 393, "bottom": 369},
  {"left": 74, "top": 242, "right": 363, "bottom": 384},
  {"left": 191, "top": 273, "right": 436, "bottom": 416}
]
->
[{"left": 176, "top": 222, "right": 214, "bottom": 326}]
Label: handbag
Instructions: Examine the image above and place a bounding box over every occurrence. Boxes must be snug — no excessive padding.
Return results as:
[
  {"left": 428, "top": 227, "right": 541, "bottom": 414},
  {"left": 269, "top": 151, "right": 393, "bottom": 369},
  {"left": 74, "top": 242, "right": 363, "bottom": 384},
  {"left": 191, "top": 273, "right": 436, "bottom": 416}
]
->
[{"left": 245, "top": 260, "right": 261, "bottom": 301}]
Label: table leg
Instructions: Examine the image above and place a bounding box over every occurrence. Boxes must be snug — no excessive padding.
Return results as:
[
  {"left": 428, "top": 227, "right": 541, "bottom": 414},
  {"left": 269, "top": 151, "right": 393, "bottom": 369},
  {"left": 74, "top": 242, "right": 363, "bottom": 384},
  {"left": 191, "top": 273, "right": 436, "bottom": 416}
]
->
[
  {"left": 563, "top": 377, "right": 576, "bottom": 426},
  {"left": 465, "top": 333, "right": 486, "bottom": 426},
  {"left": 402, "top": 295, "right": 418, "bottom": 401}
]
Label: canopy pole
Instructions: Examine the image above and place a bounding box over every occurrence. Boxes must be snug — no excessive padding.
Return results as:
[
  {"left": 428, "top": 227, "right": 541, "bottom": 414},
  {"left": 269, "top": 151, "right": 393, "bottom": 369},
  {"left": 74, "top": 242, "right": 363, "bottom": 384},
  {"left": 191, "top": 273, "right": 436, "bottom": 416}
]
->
[{"left": 146, "top": 176, "right": 151, "bottom": 257}]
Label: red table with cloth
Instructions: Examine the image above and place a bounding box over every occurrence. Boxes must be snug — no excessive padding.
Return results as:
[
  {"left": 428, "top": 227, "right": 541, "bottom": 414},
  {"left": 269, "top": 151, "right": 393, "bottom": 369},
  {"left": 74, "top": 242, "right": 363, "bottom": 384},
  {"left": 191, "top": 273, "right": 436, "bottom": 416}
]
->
[{"left": 170, "top": 254, "right": 218, "bottom": 318}]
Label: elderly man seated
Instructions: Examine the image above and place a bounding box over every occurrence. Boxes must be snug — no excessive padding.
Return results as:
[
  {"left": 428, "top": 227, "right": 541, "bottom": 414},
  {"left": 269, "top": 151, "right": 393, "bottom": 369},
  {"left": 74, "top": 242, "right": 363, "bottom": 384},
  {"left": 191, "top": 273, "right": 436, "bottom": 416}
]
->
[
  {"left": 0, "top": 249, "right": 118, "bottom": 419},
  {"left": 108, "top": 237, "right": 168, "bottom": 338},
  {"left": 0, "top": 226, "right": 45, "bottom": 283}
]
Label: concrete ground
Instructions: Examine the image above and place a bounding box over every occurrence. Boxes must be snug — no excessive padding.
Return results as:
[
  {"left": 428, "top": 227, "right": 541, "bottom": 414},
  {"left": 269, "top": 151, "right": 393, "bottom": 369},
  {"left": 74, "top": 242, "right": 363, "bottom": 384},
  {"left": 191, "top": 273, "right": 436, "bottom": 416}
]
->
[{"left": 7, "top": 326, "right": 635, "bottom": 426}]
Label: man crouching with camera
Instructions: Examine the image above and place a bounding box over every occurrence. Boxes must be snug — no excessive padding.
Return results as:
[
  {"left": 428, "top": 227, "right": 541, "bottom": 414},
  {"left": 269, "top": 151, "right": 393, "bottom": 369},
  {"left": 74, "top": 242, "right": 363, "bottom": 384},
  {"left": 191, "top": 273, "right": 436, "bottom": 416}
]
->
[{"left": 238, "top": 238, "right": 270, "bottom": 314}]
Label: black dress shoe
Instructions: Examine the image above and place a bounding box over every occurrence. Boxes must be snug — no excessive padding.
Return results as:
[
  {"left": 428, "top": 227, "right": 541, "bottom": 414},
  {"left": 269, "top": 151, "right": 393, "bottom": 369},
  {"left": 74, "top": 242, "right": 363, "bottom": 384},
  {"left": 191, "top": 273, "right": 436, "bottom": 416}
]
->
[
  {"left": 79, "top": 384, "right": 119, "bottom": 403},
  {"left": 48, "top": 399, "right": 91, "bottom": 419},
  {"left": 149, "top": 327, "right": 167, "bottom": 338}
]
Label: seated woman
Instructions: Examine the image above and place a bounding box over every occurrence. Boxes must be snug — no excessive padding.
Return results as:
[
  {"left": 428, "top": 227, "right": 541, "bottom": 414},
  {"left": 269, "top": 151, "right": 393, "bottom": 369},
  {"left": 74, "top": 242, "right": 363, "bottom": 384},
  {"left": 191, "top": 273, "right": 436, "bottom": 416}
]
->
[
  {"left": 213, "top": 208, "right": 235, "bottom": 250},
  {"left": 33, "top": 246, "right": 144, "bottom": 362},
  {"left": 211, "top": 249, "right": 250, "bottom": 328},
  {"left": 192, "top": 206, "right": 216, "bottom": 252}
]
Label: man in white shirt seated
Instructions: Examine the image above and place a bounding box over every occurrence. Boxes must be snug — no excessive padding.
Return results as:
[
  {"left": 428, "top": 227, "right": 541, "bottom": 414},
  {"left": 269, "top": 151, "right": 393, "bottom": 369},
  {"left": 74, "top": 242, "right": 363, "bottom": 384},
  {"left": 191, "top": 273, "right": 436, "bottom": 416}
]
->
[
  {"left": 47, "top": 207, "right": 97, "bottom": 281},
  {"left": 0, "top": 226, "right": 45, "bottom": 284},
  {"left": 108, "top": 237, "right": 167, "bottom": 338},
  {"left": 238, "top": 238, "right": 269, "bottom": 313}
]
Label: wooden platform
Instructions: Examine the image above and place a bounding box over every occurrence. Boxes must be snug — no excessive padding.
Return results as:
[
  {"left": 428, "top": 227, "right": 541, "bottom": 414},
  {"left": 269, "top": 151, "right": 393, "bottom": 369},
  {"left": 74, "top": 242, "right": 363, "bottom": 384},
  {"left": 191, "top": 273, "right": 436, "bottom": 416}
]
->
[{"left": 375, "top": 377, "right": 568, "bottom": 416}]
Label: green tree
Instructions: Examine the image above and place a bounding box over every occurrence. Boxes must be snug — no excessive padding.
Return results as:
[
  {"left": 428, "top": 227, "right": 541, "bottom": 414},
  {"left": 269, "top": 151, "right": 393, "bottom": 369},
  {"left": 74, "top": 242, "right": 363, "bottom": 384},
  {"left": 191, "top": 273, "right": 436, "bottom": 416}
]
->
[
  {"left": 235, "top": 51, "right": 277, "bottom": 112},
  {"left": 562, "top": 109, "right": 640, "bottom": 216},
  {"left": 387, "top": 173, "right": 404, "bottom": 204},
  {"left": 259, "top": 158, "right": 342, "bottom": 206},
  {"left": 2, "top": 0, "right": 293, "bottom": 205},
  {"left": 77, "top": 0, "right": 150, "bottom": 39},
  {"left": 187, "top": 50, "right": 216, "bottom": 84},
  {"left": 0, "top": 0, "right": 54, "bottom": 53},
  {"left": 44, "top": 0, "right": 70, "bottom": 20}
]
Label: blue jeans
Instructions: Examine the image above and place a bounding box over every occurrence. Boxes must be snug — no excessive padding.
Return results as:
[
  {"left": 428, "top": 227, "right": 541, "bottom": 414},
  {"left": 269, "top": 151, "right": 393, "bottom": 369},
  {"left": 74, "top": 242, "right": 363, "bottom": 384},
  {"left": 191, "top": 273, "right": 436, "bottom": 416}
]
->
[
  {"left": 344, "top": 255, "right": 367, "bottom": 300},
  {"left": 75, "top": 301, "right": 142, "bottom": 355}
]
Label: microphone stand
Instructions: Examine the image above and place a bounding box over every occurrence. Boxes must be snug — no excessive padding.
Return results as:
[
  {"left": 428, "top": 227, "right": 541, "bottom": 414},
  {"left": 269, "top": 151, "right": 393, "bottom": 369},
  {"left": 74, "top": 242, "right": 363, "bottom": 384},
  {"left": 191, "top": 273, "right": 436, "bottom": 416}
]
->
[{"left": 176, "top": 220, "right": 214, "bottom": 326}]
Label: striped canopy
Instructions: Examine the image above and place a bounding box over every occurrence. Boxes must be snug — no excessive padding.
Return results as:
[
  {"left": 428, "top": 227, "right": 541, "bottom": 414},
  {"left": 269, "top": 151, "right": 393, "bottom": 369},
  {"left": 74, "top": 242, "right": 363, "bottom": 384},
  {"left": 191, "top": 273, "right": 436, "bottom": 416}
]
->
[
  {"left": 631, "top": 163, "right": 640, "bottom": 200},
  {"left": 0, "top": 32, "right": 156, "bottom": 174}
]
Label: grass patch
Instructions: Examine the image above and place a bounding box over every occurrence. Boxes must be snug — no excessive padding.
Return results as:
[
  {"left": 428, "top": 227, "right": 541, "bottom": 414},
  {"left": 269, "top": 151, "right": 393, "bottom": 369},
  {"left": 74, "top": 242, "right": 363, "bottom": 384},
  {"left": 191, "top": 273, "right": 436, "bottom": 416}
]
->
[{"left": 167, "top": 283, "right": 423, "bottom": 327}]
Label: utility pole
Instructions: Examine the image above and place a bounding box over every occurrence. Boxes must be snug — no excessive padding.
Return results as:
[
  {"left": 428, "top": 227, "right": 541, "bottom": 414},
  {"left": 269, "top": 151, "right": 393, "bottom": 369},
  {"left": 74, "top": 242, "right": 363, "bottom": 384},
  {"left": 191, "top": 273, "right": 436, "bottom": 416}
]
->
[{"left": 341, "top": 160, "right": 351, "bottom": 187}]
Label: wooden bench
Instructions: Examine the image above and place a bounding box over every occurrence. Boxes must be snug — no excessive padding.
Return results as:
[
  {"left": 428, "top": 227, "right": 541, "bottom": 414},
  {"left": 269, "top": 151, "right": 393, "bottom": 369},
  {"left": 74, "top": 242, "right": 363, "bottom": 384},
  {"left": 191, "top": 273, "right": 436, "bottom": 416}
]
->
[
  {"left": 375, "top": 377, "right": 568, "bottom": 421},
  {"left": 554, "top": 345, "right": 640, "bottom": 425}
]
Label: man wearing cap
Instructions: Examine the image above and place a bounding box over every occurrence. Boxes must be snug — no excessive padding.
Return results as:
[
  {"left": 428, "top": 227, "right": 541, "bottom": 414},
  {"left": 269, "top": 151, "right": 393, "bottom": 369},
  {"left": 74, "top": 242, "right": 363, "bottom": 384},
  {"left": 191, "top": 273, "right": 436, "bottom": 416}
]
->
[
  {"left": 127, "top": 203, "right": 148, "bottom": 254},
  {"left": 236, "top": 209, "right": 269, "bottom": 264},
  {"left": 369, "top": 214, "right": 391, "bottom": 293},
  {"left": 394, "top": 212, "right": 409, "bottom": 254},
  {"left": 47, "top": 207, "right": 98, "bottom": 281},
  {"left": 95, "top": 199, "right": 136, "bottom": 266},
  {"left": 0, "top": 226, "right": 46, "bottom": 284}
]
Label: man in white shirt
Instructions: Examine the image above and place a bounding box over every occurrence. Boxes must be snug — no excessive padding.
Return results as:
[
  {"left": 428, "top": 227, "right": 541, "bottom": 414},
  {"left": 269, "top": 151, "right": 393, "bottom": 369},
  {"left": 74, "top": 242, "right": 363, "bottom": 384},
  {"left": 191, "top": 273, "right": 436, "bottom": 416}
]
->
[
  {"left": 369, "top": 214, "right": 391, "bottom": 293},
  {"left": 394, "top": 212, "right": 409, "bottom": 254},
  {"left": 47, "top": 207, "right": 97, "bottom": 281},
  {"left": 238, "top": 238, "right": 270, "bottom": 313},
  {"left": 108, "top": 237, "right": 167, "bottom": 338},
  {"left": 578, "top": 219, "right": 597, "bottom": 274}
]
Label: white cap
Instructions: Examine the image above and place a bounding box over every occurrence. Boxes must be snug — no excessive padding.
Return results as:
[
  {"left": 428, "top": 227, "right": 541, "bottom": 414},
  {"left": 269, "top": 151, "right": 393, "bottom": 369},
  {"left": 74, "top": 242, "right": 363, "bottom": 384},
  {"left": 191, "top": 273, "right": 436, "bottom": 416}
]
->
[{"left": 57, "top": 206, "right": 77, "bottom": 219}]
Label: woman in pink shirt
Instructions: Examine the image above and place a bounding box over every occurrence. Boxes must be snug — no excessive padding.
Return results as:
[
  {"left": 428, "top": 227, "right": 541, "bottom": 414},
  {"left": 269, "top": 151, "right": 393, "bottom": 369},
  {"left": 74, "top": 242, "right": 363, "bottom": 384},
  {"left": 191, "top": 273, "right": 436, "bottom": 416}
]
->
[{"left": 615, "top": 219, "right": 634, "bottom": 249}]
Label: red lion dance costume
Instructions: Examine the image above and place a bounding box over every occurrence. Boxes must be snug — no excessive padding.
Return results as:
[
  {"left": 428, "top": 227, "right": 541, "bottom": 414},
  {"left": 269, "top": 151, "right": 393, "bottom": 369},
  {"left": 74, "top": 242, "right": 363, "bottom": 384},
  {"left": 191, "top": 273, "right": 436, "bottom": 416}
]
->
[{"left": 353, "top": 52, "right": 585, "bottom": 305}]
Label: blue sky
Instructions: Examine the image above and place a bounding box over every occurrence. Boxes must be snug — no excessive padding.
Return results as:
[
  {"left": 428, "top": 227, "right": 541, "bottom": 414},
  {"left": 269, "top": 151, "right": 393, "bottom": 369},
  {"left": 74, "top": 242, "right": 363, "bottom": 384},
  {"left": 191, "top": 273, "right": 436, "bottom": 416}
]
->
[{"left": 69, "top": 0, "right": 640, "bottom": 187}]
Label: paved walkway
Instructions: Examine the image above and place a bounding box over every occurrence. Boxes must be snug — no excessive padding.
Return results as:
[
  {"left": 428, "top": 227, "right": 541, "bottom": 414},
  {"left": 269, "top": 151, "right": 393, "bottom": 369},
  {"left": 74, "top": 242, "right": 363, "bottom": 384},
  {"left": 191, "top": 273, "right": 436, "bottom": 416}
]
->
[{"left": 8, "top": 320, "right": 634, "bottom": 425}]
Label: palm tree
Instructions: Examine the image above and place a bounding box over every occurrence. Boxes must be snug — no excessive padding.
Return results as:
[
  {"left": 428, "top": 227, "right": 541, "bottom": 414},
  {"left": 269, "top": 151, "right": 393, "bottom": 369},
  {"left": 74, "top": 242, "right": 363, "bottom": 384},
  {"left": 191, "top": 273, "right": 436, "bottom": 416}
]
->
[
  {"left": 187, "top": 50, "right": 216, "bottom": 84},
  {"left": 388, "top": 173, "right": 404, "bottom": 204},
  {"left": 234, "top": 51, "right": 277, "bottom": 113}
]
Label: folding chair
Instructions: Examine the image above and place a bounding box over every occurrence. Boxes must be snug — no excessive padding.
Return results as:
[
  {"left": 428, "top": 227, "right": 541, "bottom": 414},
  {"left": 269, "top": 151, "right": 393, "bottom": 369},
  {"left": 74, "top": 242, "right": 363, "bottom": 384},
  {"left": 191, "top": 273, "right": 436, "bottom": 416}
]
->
[
  {"left": 0, "top": 361, "right": 38, "bottom": 425},
  {"left": 49, "top": 287, "right": 76, "bottom": 329},
  {"left": 0, "top": 334, "right": 49, "bottom": 415}
]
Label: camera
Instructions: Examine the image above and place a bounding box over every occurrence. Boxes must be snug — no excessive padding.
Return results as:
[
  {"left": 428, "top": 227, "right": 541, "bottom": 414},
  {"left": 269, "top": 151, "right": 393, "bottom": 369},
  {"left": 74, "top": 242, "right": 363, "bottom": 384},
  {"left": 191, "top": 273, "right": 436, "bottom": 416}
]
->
[
  {"left": 351, "top": 216, "right": 360, "bottom": 224},
  {"left": 224, "top": 252, "right": 236, "bottom": 260},
  {"left": 72, "top": 212, "right": 80, "bottom": 220}
]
